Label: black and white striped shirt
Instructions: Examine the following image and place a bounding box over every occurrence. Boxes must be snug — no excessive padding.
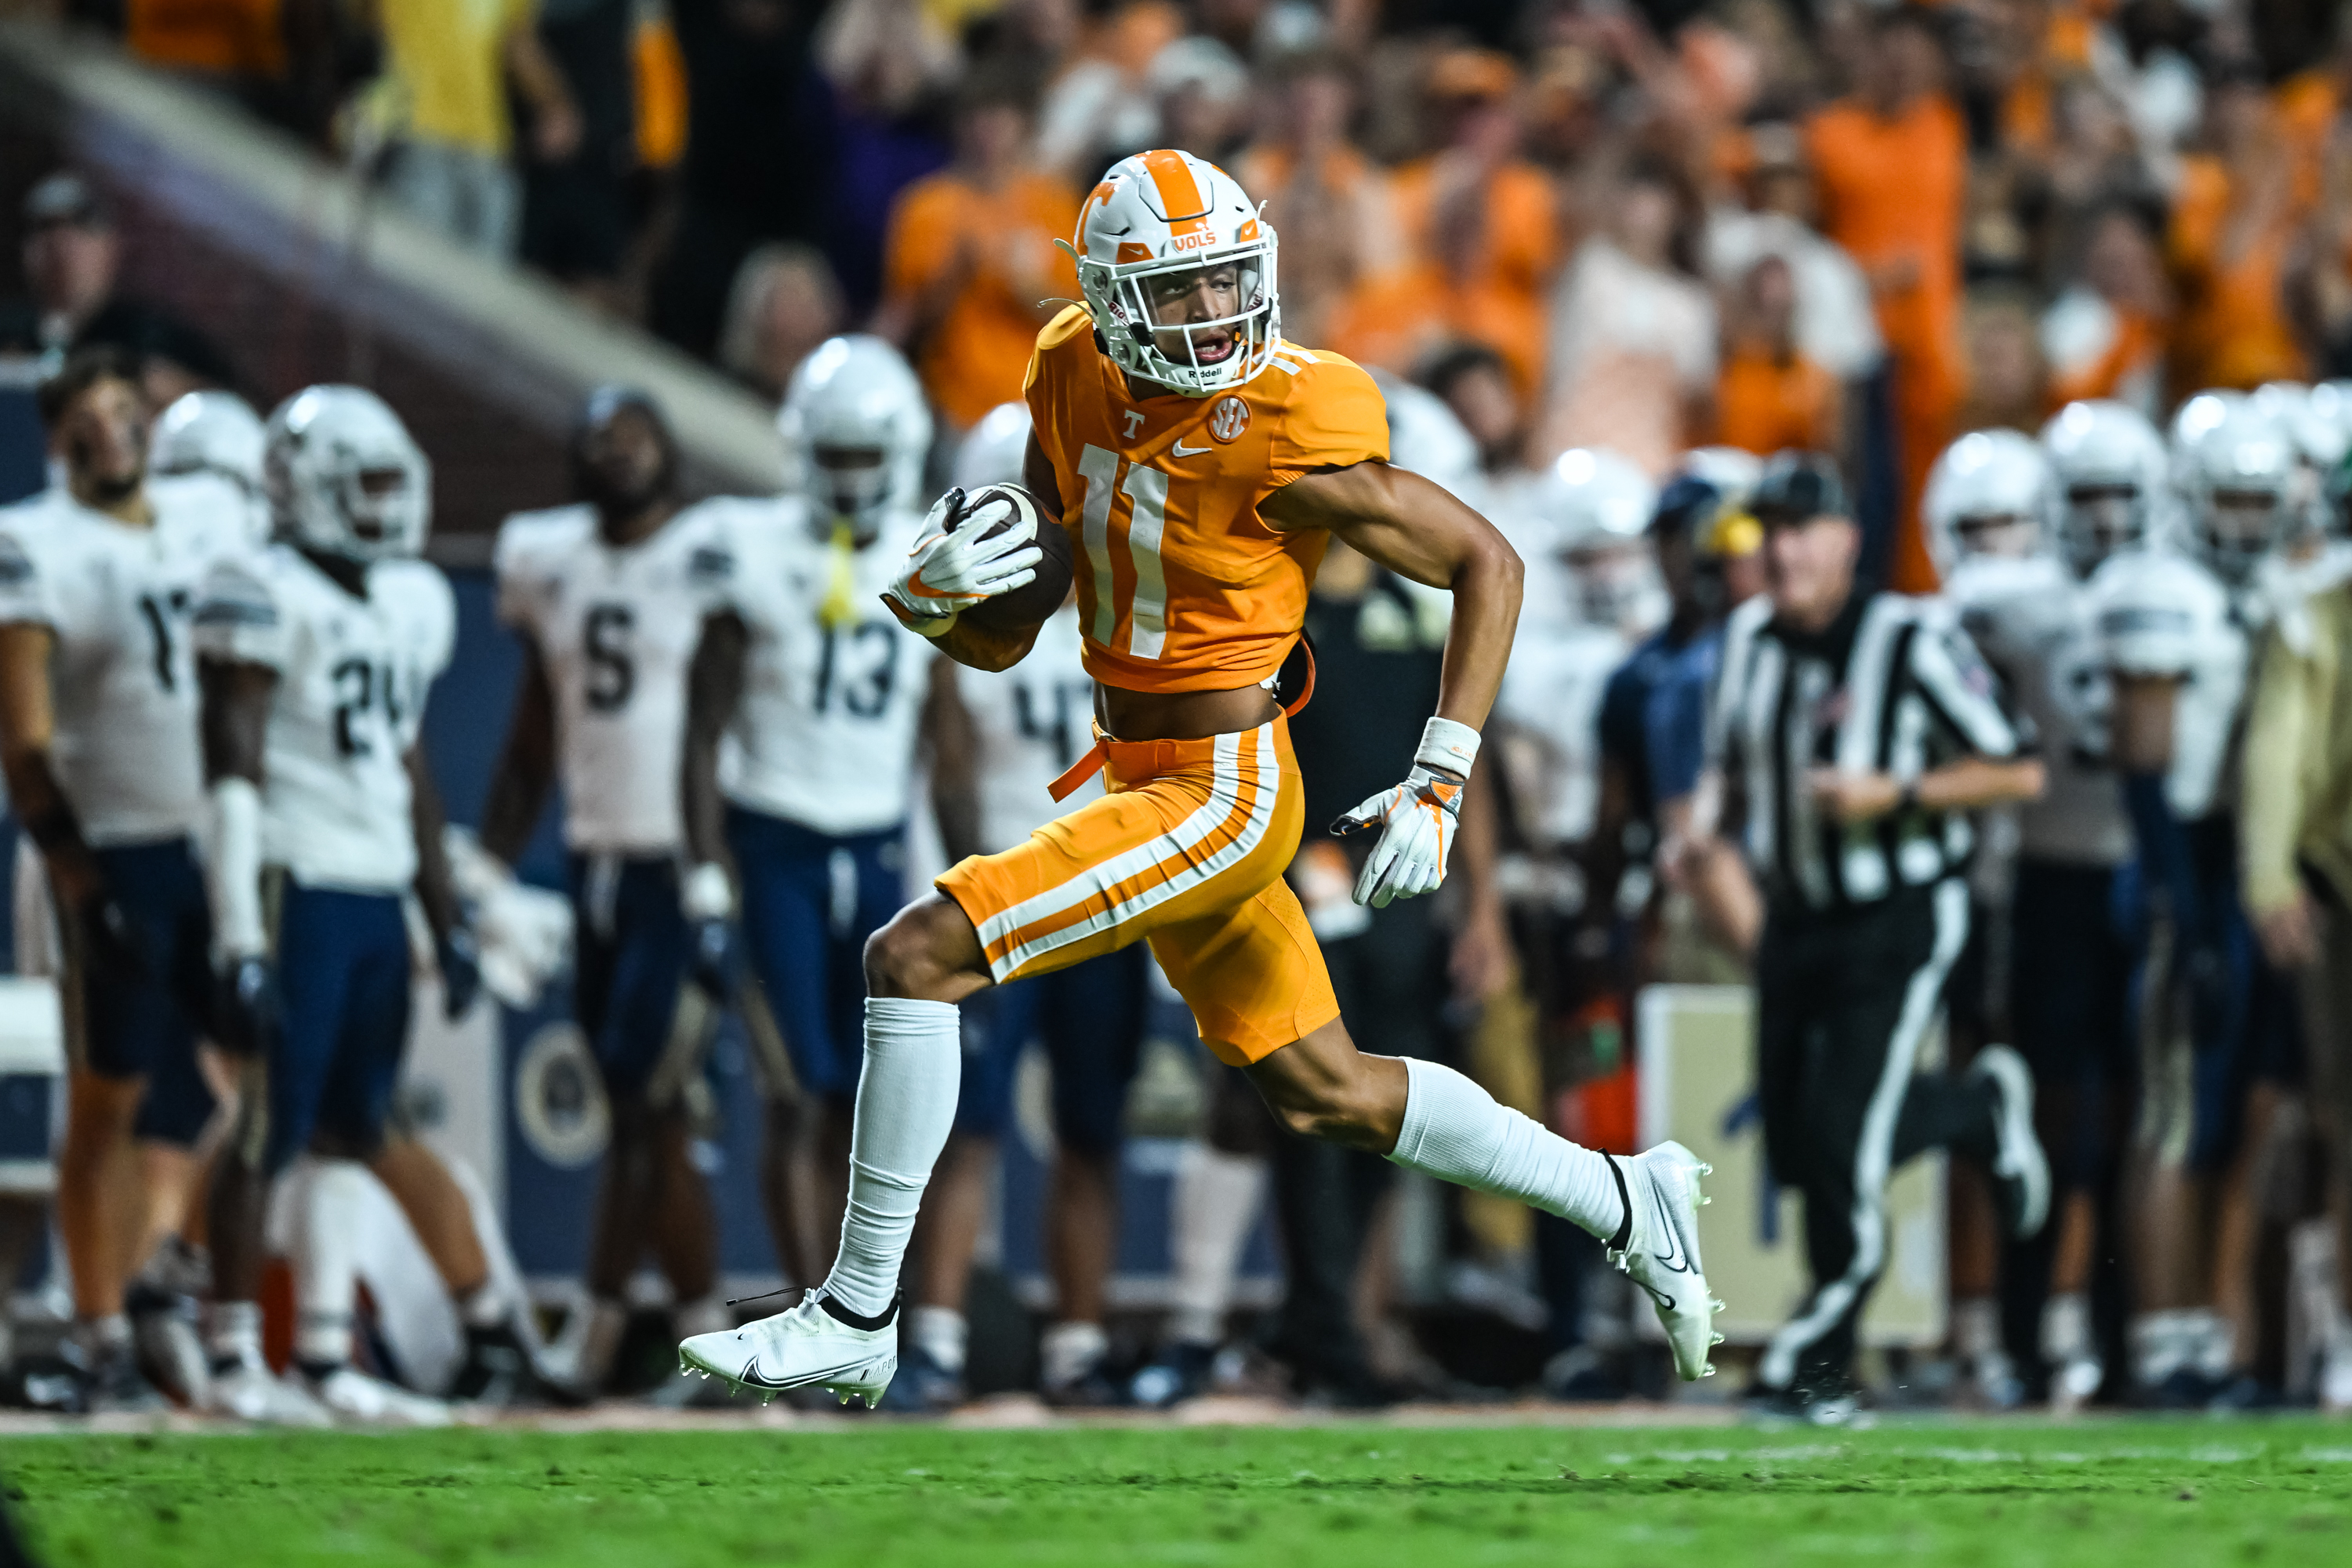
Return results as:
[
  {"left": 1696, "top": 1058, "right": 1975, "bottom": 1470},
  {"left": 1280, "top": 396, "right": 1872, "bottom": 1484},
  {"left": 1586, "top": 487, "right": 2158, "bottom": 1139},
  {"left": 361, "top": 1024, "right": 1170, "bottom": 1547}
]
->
[{"left": 1707, "top": 590, "right": 2031, "bottom": 914}]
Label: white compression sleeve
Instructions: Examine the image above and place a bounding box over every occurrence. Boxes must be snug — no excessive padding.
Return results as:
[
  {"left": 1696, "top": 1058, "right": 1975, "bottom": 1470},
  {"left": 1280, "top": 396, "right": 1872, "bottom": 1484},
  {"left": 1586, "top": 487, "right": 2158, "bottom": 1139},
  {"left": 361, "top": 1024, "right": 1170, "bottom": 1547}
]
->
[
  {"left": 1166, "top": 1142, "right": 1268, "bottom": 1346},
  {"left": 206, "top": 776, "right": 267, "bottom": 959},
  {"left": 1386, "top": 1058, "right": 1625, "bottom": 1241},
  {"left": 821, "top": 997, "right": 964, "bottom": 1318}
]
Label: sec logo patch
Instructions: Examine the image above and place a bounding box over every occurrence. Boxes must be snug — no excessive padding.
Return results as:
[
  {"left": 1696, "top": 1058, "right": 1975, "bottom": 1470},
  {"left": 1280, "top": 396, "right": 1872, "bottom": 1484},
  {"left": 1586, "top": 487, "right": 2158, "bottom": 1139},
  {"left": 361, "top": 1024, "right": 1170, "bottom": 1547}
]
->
[{"left": 1209, "top": 395, "right": 1250, "bottom": 443}]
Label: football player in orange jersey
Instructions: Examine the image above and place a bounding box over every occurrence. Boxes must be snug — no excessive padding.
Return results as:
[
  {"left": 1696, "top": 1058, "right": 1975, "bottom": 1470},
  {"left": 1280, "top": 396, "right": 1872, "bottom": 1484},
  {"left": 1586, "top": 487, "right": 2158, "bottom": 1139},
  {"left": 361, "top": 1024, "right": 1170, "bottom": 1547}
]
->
[{"left": 681, "top": 151, "right": 1721, "bottom": 1405}]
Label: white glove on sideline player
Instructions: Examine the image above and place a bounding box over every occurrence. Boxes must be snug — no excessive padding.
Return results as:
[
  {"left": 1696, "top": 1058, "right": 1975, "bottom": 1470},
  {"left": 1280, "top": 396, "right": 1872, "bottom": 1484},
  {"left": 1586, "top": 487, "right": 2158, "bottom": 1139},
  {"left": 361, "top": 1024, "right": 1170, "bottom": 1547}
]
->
[
  {"left": 880, "top": 487, "right": 1042, "bottom": 633},
  {"left": 1330, "top": 717, "right": 1481, "bottom": 909}
]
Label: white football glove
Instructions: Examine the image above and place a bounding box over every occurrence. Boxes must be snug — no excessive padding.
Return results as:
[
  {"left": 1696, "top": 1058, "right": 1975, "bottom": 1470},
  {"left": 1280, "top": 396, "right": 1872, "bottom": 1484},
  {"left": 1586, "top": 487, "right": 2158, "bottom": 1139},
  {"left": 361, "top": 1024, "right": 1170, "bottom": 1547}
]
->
[
  {"left": 880, "top": 486, "right": 1043, "bottom": 635},
  {"left": 1331, "top": 764, "right": 1465, "bottom": 908}
]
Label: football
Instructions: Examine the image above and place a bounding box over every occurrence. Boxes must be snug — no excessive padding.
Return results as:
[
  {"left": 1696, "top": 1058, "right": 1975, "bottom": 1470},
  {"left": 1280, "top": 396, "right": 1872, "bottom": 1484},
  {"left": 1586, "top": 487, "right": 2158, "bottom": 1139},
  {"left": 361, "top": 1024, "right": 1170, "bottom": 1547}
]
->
[{"left": 953, "top": 481, "right": 1074, "bottom": 633}]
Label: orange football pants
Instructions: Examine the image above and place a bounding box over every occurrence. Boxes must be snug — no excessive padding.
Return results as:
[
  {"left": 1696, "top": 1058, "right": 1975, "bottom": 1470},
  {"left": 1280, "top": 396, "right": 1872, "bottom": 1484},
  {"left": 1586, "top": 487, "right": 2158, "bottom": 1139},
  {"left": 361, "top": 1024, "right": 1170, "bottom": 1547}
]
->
[{"left": 936, "top": 716, "right": 1339, "bottom": 1065}]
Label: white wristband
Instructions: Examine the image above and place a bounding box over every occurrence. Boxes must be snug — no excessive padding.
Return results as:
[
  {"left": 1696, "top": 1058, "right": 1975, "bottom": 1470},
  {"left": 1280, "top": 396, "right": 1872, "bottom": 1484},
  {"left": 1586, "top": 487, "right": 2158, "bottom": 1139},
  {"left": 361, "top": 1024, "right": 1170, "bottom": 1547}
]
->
[
  {"left": 206, "top": 776, "right": 267, "bottom": 960},
  {"left": 1415, "top": 716, "right": 1481, "bottom": 776},
  {"left": 681, "top": 861, "right": 735, "bottom": 922}
]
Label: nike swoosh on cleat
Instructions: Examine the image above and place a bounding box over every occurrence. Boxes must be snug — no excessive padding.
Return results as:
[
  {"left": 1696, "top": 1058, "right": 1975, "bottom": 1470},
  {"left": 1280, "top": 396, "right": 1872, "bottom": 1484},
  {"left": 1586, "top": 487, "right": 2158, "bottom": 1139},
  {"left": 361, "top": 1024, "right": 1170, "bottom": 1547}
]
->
[
  {"left": 1171, "top": 441, "right": 1212, "bottom": 457},
  {"left": 737, "top": 1358, "right": 793, "bottom": 1391},
  {"left": 1650, "top": 1186, "right": 1696, "bottom": 1273}
]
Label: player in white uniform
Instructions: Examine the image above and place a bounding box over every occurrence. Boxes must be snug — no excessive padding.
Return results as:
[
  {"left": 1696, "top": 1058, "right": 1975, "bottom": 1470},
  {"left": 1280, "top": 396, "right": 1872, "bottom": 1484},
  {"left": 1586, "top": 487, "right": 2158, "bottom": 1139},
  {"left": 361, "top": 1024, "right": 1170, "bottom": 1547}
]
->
[
  {"left": 1933, "top": 424, "right": 2132, "bottom": 1410},
  {"left": 481, "top": 387, "right": 737, "bottom": 1400},
  {"left": 194, "top": 386, "right": 477, "bottom": 1426},
  {"left": 681, "top": 336, "right": 942, "bottom": 1300},
  {"left": 2089, "top": 396, "right": 2286, "bottom": 1404},
  {"left": 0, "top": 348, "right": 252, "bottom": 1410},
  {"left": 869, "top": 402, "right": 1152, "bottom": 1408}
]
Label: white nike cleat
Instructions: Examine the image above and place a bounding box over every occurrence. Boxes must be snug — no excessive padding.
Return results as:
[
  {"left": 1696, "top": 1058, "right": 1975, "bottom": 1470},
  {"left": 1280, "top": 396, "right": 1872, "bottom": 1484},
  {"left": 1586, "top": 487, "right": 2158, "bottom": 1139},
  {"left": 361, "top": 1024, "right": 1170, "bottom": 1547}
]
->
[
  {"left": 677, "top": 1293, "right": 897, "bottom": 1407},
  {"left": 1609, "top": 1141, "right": 1723, "bottom": 1381},
  {"left": 202, "top": 1358, "right": 333, "bottom": 1427},
  {"left": 311, "top": 1366, "right": 453, "bottom": 1428},
  {"left": 1970, "top": 1044, "right": 2050, "bottom": 1240}
]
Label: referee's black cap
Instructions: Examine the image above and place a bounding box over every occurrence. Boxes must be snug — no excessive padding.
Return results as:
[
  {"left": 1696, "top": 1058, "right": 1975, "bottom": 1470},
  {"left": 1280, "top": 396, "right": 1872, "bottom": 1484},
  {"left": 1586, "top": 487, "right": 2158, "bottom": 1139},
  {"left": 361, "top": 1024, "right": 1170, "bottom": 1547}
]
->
[
  {"left": 1750, "top": 452, "right": 1850, "bottom": 529},
  {"left": 1650, "top": 475, "right": 1720, "bottom": 540}
]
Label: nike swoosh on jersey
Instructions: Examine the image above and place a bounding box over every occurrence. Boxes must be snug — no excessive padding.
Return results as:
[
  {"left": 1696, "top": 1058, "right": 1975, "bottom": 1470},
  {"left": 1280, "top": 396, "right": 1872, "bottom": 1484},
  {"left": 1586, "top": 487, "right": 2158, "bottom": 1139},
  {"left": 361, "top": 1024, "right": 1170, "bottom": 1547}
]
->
[{"left": 1171, "top": 441, "right": 1212, "bottom": 457}]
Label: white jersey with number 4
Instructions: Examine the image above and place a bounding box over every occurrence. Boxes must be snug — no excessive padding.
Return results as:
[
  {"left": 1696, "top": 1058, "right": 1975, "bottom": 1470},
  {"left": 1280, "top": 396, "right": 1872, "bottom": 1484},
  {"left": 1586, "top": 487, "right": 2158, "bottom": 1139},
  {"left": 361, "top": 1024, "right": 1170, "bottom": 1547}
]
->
[
  {"left": 2088, "top": 546, "right": 2246, "bottom": 822},
  {"left": 494, "top": 502, "right": 735, "bottom": 855},
  {"left": 193, "top": 545, "right": 456, "bottom": 892},
  {"left": 717, "top": 496, "right": 931, "bottom": 837},
  {"left": 1944, "top": 554, "right": 2129, "bottom": 866},
  {"left": 954, "top": 604, "right": 1098, "bottom": 852},
  {"left": 0, "top": 474, "right": 253, "bottom": 845}
]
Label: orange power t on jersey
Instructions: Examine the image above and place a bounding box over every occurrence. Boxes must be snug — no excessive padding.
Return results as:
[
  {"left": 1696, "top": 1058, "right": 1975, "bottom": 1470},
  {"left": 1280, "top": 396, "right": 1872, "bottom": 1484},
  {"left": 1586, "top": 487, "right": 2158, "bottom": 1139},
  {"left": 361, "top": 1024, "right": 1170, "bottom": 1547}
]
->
[{"left": 1022, "top": 303, "right": 1390, "bottom": 694}]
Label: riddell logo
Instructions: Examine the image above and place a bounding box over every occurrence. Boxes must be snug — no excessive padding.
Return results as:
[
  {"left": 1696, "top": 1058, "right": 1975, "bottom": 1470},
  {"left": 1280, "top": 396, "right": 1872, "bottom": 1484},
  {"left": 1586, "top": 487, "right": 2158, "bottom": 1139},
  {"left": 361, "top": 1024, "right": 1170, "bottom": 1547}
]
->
[
  {"left": 1210, "top": 397, "right": 1250, "bottom": 443},
  {"left": 1170, "top": 230, "right": 1218, "bottom": 252}
]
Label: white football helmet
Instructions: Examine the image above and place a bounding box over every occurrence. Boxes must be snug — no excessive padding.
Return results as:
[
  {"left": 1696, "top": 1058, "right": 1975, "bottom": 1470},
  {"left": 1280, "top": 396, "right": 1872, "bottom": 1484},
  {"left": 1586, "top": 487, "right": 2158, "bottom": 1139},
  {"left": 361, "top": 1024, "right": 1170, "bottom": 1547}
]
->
[
  {"left": 263, "top": 386, "right": 430, "bottom": 563},
  {"left": 1373, "top": 371, "right": 1481, "bottom": 501},
  {"left": 152, "top": 390, "right": 265, "bottom": 493},
  {"left": 2178, "top": 399, "right": 2300, "bottom": 585},
  {"left": 777, "top": 334, "right": 933, "bottom": 544},
  {"left": 2039, "top": 399, "right": 2168, "bottom": 578},
  {"left": 1070, "top": 149, "right": 1279, "bottom": 397},
  {"left": 1536, "top": 448, "right": 1664, "bottom": 634},
  {"left": 951, "top": 401, "right": 1033, "bottom": 492},
  {"left": 1923, "top": 429, "right": 2056, "bottom": 577}
]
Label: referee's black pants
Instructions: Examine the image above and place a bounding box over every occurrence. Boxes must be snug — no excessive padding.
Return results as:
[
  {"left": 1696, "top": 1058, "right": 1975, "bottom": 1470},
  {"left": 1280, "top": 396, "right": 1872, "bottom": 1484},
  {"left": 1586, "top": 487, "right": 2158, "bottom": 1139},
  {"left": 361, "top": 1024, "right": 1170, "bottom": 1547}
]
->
[{"left": 1753, "top": 877, "right": 1999, "bottom": 1396}]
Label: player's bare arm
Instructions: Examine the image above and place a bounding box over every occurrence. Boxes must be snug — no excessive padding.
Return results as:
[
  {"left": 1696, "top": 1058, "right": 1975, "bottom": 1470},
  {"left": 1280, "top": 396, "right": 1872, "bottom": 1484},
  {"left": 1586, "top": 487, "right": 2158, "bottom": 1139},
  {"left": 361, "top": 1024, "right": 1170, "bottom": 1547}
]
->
[
  {"left": 0, "top": 622, "right": 107, "bottom": 911},
  {"left": 1260, "top": 459, "right": 1524, "bottom": 746},
  {"left": 922, "top": 660, "right": 983, "bottom": 866},
  {"left": 679, "top": 608, "right": 750, "bottom": 873},
  {"left": 478, "top": 639, "right": 558, "bottom": 866}
]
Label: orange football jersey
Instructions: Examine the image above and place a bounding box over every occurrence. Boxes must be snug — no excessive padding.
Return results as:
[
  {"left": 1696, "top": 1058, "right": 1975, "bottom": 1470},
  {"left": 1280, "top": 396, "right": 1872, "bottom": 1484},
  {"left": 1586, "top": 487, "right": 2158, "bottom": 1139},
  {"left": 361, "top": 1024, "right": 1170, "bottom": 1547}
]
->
[{"left": 1022, "top": 305, "right": 1389, "bottom": 694}]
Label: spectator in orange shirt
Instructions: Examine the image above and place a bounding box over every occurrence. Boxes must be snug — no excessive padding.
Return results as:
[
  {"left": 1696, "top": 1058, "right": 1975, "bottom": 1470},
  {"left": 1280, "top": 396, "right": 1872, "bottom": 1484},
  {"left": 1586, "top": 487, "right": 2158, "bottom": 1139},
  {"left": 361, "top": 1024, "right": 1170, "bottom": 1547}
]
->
[
  {"left": 1804, "top": 5, "right": 1969, "bottom": 591},
  {"left": 1715, "top": 252, "right": 1842, "bottom": 459},
  {"left": 1231, "top": 49, "right": 1393, "bottom": 352},
  {"left": 874, "top": 65, "right": 1080, "bottom": 434},
  {"left": 1329, "top": 49, "right": 1560, "bottom": 397},
  {"left": 2043, "top": 198, "right": 2170, "bottom": 416},
  {"left": 2169, "top": 64, "right": 2310, "bottom": 395}
]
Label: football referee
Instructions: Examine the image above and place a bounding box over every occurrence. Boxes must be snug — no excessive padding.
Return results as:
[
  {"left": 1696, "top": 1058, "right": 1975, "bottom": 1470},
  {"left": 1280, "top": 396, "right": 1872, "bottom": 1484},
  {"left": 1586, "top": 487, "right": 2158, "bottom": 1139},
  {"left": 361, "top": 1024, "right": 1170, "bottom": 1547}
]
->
[{"left": 1686, "top": 454, "right": 2053, "bottom": 1417}]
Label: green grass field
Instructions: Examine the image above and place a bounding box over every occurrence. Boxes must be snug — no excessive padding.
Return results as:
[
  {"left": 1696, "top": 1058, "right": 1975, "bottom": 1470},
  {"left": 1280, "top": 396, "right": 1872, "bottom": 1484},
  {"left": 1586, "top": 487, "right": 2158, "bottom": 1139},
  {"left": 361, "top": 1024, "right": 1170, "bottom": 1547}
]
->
[{"left": 6, "top": 1417, "right": 2352, "bottom": 1566}]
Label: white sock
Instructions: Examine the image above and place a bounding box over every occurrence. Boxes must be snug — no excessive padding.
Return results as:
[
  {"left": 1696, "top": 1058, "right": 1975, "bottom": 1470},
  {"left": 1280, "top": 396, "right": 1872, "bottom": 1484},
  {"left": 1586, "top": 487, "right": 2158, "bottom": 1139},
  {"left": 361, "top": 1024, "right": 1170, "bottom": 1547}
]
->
[
  {"left": 910, "top": 1305, "right": 968, "bottom": 1376},
  {"left": 1167, "top": 1142, "right": 1266, "bottom": 1346},
  {"left": 460, "top": 1280, "right": 510, "bottom": 1331},
  {"left": 207, "top": 1300, "right": 263, "bottom": 1369},
  {"left": 1040, "top": 1319, "right": 1108, "bottom": 1390},
  {"left": 294, "top": 1160, "right": 370, "bottom": 1368},
  {"left": 820, "top": 997, "right": 963, "bottom": 1319},
  {"left": 1951, "top": 1296, "right": 2001, "bottom": 1360},
  {"left": 2042, "top": 1291, "right": 2092, "bottom": 1363},
  {"left": 1385, "top": 1058, "right": 1624, "bottom": 1240},
  {"left": 76, "top": 1313, "right": 132, "bottom": 1356}
]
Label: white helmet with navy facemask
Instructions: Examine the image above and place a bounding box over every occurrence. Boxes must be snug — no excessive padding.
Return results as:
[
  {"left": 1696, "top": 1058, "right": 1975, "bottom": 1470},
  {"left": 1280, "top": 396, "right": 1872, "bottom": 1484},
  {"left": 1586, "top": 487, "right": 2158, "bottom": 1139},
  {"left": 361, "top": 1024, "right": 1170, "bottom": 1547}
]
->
[
  {"left": 1069, "top": 149, "right": 1279, "bottom": 397},
  {"left": 777, "top": 334, "right": 933, "bottom": 546},
  {"left": 153, "top": 390, "right": 267, "bottom": 494},
  {"left": 2040, "top": 398, "right": 2168, "bottom": 579},
  {"left": 1924, "top": 428, "right": 2056, "bottom": 578},
  {"left": 1536, "top": 447, "right": 1665, "bottom": 636},
  {"left": 2179, "top": 399, "right": 2301, "bottom": 586},
  {"left": 264, "top": 385, "right": 431, "bottom": 563}
]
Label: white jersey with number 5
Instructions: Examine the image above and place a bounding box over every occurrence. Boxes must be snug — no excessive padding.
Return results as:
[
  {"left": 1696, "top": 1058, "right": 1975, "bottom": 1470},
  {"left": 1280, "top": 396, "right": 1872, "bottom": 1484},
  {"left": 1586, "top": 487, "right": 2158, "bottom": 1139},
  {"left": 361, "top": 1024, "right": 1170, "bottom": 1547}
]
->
[
  {"left": 0, "top": 474, "right": 253, "bottom": 845},
  {"left": 953, "top": 604, "right": 1098, "bottom": 851},
  {"left": 717, "top": 495, "right": 931, "bottom": 836},
  {"left": 2088, "top": 546, "right": 2246, "bottom": 822},
  {"left": 1944, "top": 553, "right": 2129, "bottom": 866},
  {"left": 494, "top": 502, "right": 735, "bottom": 855},
  {"left": 193, "top": 545, "right": 456, "bottom": 892}
]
